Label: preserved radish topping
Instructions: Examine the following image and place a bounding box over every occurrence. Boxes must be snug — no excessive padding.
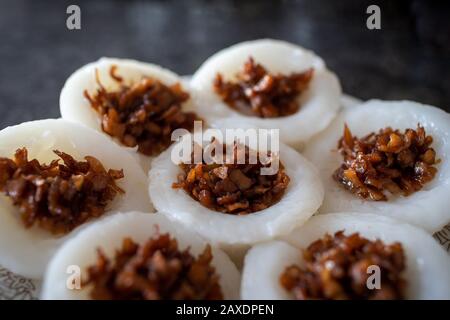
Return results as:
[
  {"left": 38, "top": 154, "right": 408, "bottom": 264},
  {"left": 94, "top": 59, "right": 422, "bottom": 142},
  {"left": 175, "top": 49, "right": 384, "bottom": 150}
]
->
[
  {"left": 172, "top": 144, "right": 290, "bottom": 214},
  {"left": 84, "top": 66, "right": 199, "bottom": 156},
  {"left": 280, "top": 231, "right": 406, "bottom": 300},
  {"left": 214, "top": 57, "right": 313, "bottom": 118},
  {"left": 84, "top": 234, "right": 223, "bottom": 300},
  {"left": 0, "top": 147, "right": 124, "bottom": 235},
  {"left": 333, "top": 124, "right": 438, "bottom": 201}
]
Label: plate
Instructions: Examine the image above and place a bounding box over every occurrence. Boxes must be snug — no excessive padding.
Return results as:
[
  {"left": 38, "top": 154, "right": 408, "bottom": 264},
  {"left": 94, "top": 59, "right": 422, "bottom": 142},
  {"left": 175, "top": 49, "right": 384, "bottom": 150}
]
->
[{"left": 2, "top": 94, "right": 449, "bottom": 300}]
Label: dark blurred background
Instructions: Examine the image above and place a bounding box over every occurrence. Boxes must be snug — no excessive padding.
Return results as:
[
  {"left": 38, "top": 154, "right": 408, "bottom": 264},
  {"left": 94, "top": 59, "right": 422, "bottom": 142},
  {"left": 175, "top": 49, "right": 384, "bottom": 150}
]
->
[{"left": 0, "top": 0, "right": 449, "bottom": 129}]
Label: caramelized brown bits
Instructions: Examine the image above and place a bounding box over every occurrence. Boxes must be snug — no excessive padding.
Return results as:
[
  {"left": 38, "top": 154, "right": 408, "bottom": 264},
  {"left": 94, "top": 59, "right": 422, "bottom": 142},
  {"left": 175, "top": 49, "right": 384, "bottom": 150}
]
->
[
  {"left": 84, "top": 234, "right": 223, "bottom": 300},
  {"left": 0, "top": 148, "right": 124, "bottom": 235},
  {"left": 172, "top": 144, "right": 290, "bottom": 214},
  {"left": 333, "top": 124, "right": 438, "bottom": 201},
  {"left": 213, "top": 57, "right": 313, "bottom": 118},
  {"left": 280, "top": 231, "right": 406, "bottom": 300},
  {"left": 84, "top": 66, "right": 199, "bottom": 156}
]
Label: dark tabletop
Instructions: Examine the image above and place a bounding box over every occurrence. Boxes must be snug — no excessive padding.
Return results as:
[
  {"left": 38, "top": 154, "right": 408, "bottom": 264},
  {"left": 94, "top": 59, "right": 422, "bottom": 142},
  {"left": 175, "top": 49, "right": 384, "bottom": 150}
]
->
[{"left": 0, "top": 0, "right": 449, "bottom": 130}]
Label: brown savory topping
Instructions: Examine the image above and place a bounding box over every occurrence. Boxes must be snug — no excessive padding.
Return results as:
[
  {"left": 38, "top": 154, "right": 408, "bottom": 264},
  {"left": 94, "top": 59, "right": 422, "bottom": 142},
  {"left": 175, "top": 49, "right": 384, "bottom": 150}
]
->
[
  {"left": 0, "top": 148, "right": 124, "bottom": 235},
  {"left": 213, "top": 57, "right": 313, "bottom": 118},
  {"left": 280, "top": 231, "right": 406, "bottom": 300},
  {"left": 333, "top": 124, "right": 438, "bottom": 201},
  {"left": 84, "top": 66, "right": 199, "bottom": 156},
  {"left": 172, "top": 144, "right": 290, "bottom": 214},
  {"left": 84, "top": 234, "right": 223, "bottom": 300}
]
